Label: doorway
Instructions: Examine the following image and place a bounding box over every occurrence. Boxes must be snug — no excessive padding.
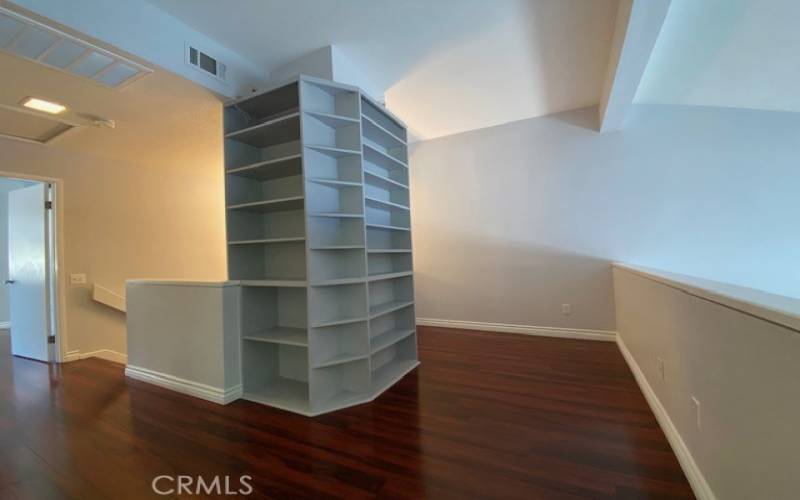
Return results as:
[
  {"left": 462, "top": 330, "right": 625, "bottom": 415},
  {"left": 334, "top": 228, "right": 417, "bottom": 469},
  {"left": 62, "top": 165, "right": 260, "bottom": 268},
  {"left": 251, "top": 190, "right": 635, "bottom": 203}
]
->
[{"left": 0, "top": 176, "right": 60, "bottom": 362}]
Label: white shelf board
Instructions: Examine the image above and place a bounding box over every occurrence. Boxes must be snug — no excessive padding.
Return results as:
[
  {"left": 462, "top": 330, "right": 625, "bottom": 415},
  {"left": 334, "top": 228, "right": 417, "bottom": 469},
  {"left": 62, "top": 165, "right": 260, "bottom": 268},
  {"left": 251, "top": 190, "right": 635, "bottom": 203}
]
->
[
  {"left": 311, "top": 276, "right": 367, "bottom": 287},
  {"left": 243, "top": 378, "right": 310, "bottom": 414},
  {"left": 307, "top": 178, "right": 362, "bottom": 188},
  {"left": 229, "top": 237, "right": 305, "bottom": 246},
  {"left": 310, "top": 245, "right": 365, "bottom": 251},
  {"left": 362, "top": 114, "right": 406, "bottom": 149},
  {"left": 367, "top": 249, "right": 411, "bottom": 254},
  {"left": 365, "top": 196, "right": 409, "bottom": 211},
  {"left": 366, "top": 223, "right": 410, "bottom": 232},
  {"left": 311, "top": 315, "right": 368, "bottom": 329},
  {"left": 226, "top": 154, "right": 302, "bottom": 181},
  {"left": 364, "top": 170, "right": 408, "bottom": 190},
  {"left": 306, "top": 110, "right": 360, "bottom": 128},
  {"left": 306, "top": 144, "right": 361, "bottom": 158},
  {"left": 371, "top": 328, "right": 415, "bottom": 354},
  {"left": 363, "top": 143, "right": 407, "bottom": 170},
  {"left": 239, "top": 279, "right": 308, "bottom": 288},
  {"left": 308, "top": 212, "right": 364, "bottom": 219},
  {"left": 243, "top": 327, "right": 308, "bottom": 347},
  {"left": 368, "top": 271, "right": 413, "bottom": 282},
  {"left": 227, "top": 196, "right": 304, "bottom": 213},
  {"left": 369, "top": 300, "right": 415, "bottom": 320},
  {"left": 314, "top": 352, "right": 369, "bottom": 369}
]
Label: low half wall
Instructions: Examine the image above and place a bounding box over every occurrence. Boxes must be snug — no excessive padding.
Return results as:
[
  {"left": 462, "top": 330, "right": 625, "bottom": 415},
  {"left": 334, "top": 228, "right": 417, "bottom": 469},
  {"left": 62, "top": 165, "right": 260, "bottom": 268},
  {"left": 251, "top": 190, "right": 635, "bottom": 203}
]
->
[{"left": 614, "top": 264, "right": 800, "bottom": 500}]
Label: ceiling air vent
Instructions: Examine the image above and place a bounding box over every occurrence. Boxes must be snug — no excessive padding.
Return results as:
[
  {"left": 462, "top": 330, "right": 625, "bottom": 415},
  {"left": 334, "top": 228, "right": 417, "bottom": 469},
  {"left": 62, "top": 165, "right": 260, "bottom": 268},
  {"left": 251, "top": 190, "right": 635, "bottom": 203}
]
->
[
  {"left": 0, "top": 7, "right": 152, "bottom": 89},
  {"left": 186, "top": 44, "right": 227, "bottom": 82}
]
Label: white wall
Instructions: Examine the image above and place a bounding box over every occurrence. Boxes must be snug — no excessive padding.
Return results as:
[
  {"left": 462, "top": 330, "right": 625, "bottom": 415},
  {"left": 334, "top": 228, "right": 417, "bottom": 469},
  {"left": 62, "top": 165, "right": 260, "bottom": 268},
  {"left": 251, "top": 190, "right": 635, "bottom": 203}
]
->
[
  {"left": 614, "top": 265, "right": 800, "bottom": 500},
  {"left": 636, "top": 0, "right": 800, "bottom": 113},
  {"left": 409, "top": 104, "right": 800, "bottom": 331}
]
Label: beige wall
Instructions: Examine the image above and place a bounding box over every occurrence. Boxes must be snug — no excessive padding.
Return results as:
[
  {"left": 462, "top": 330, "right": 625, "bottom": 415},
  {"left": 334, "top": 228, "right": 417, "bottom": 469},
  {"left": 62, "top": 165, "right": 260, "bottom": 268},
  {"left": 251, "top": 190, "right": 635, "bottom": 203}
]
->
[{"left": 0, "top": 115, "right": 227, "bottom": 358}]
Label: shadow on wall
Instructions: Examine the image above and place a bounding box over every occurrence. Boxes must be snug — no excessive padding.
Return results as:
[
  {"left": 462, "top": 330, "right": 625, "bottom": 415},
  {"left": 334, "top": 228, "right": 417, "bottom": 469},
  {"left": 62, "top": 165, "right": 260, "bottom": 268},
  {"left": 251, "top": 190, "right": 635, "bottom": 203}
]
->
[
  {"left": 414, "top": 228, "right": 617, "bottom": 331},
  {"left": 385, "top": 0, "right": 617, "bottom": 141}
]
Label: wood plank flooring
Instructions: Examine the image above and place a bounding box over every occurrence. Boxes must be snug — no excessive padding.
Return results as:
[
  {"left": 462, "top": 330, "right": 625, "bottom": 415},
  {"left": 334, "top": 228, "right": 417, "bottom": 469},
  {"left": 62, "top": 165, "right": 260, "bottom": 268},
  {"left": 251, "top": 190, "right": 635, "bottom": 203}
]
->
[{"left": 0, "top": 327, "right": 694, "bottom": 499}]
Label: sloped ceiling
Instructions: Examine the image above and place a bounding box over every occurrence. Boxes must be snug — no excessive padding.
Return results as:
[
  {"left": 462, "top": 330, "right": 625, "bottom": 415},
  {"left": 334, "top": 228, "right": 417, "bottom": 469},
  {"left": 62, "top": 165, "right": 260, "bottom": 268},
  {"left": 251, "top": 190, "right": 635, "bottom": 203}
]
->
[
  {"left": 146, "top": 0, "right": 619, "bottom": 140},
  {"left": 636, "top": 0, "right": 800, "bottom": 113}
]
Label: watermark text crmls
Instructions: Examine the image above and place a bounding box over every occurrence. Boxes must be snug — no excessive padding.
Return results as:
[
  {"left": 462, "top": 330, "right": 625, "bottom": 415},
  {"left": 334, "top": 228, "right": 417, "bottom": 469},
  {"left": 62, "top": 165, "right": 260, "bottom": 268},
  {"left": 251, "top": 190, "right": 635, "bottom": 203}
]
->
[{"left": 152, "top": 475, "right": 253, "bottom": 496}]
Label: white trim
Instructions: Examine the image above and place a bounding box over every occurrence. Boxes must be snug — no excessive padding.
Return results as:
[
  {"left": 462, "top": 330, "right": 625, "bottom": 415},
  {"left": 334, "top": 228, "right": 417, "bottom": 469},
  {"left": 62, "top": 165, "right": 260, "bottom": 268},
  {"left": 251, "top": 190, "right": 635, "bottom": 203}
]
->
[
  {"left": 614, "top": 263, "right": 800, "bottom": 333},
  {"left": 63, "top": 349, "right": 127, "bottom": 365},
  {"left": 125, "top": 365, "right": 243, "bottom": 405},
  {"left": 416, "top": 318, "right": 616, "bottom": 342},
  {"left": 126, "top": 280, "right": 238, "bottom": 288},
  {"left": 616, "top": 334, "right": 716, "bottom": 500},
  {"left": 0, "top": 321, "right": 10, "bottom": 329}
]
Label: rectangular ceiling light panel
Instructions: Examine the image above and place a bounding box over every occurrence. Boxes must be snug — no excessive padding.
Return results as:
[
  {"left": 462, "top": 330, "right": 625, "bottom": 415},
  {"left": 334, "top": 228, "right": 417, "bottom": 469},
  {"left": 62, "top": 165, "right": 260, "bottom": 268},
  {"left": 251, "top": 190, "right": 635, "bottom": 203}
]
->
[
  {"left": 0, "top": 105, "right": 75, "bottom": 144},
  {"left": 0, "top": 7, "right": 152, "bottom": 89}
]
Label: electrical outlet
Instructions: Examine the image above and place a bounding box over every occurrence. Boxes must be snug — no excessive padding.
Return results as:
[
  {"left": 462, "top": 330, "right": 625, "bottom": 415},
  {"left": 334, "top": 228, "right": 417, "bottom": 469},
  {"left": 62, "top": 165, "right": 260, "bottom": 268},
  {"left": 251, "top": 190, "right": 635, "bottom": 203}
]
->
[
  {"left": 70, "top": 273, "right": 87, "bottom": 285},
  {"left": 657, "top": 357, "right": 665, "bottom": 381},
  {"left": 561, "top": 304, "right": 571, "bottom": 315},
  {"left": 692, "top": 396, "right": 701, "bottom": 429}
]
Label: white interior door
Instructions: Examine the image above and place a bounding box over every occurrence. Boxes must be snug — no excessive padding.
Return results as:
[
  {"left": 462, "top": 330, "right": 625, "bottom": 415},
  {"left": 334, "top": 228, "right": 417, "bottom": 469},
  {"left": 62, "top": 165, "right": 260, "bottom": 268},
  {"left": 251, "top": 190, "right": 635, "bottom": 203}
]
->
[{"left": 7, "top": 183, "right": 50, "bottom": 362}]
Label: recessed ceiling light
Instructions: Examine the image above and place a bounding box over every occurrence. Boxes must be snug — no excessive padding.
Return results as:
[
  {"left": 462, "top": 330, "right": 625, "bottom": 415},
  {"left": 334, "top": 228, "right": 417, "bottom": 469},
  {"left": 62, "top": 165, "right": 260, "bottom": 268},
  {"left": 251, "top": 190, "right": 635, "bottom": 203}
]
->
[{"left": 21, "top": 97, "right": 66, "bottom": 114}]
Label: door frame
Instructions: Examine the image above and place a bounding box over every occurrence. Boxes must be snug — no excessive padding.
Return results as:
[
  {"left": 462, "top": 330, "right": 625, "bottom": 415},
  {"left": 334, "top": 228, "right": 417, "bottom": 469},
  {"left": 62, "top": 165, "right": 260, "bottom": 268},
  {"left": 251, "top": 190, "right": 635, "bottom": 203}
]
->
[{"left": 1, "top": 169, "right": 67, "bottom": 363}]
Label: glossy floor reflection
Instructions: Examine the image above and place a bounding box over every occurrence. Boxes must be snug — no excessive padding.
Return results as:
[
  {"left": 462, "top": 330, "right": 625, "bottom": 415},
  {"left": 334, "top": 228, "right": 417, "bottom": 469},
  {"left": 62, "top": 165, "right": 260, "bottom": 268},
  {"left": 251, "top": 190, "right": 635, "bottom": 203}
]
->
[{"left": 0, "top": 328, "right": 693, "bottom": 499}]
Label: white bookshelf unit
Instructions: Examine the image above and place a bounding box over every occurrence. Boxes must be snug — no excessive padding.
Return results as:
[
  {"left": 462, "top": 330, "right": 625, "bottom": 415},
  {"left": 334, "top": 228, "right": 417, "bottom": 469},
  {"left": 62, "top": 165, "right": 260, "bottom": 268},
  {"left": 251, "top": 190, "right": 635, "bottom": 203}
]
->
[{"left": 224, "top": 75, "right": 418, "bottom": 416}]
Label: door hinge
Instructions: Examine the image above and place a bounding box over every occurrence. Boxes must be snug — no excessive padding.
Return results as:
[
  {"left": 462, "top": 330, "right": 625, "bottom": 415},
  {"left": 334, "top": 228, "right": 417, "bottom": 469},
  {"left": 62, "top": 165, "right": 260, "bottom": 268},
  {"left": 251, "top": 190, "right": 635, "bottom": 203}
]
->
[
  {"left": 48, "top": 335, "right": 56, "bottom": 344},
  {"left": 45, "top": 201, "right": 53, "bottom": 210}
]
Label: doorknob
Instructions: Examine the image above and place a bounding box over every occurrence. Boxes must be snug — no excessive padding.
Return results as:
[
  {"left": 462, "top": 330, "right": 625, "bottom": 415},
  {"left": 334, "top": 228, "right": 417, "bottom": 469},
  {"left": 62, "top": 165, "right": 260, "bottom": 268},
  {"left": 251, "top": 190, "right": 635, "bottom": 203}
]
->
[{"left": 4, "top": 280, "right": 15, "bottom": 285}]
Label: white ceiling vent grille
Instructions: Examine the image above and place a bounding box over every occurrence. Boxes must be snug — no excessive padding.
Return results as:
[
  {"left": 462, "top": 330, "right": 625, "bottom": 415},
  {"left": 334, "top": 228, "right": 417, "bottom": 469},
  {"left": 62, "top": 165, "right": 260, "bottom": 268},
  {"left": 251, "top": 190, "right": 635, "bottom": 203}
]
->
[
  {"left": 0, "top": 7, "right": 152, "bottom": 89},
  {"left": 186, "top": 44, "right": 227, "bottom": 82}
]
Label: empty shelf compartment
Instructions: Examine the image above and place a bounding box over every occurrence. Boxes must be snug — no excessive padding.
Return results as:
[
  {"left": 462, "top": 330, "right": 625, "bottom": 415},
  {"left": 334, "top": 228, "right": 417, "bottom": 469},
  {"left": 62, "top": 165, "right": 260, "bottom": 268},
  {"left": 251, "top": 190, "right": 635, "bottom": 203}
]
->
[
  {"left": 367, "top": 224, "right": 411, "bottom": 251},
  {"left": 361, "top": 95, "right": 407, "bottom": 143},
  {"left": 241, "top": 286, "right": 307, "bottom": 342},
  {"left": 225, "top": 82, "right": 299, "bottom": 133},
  {"left": 302, "top": 78, "right": 360, "bottom": 119},
  {"left": 226, "top": 167, "right": 303, "bottom": 207},
  {"left": 308, "top": 216, "right": 364, "bottom": 248},
  {"left": 310, "top": 322, "right": 369, "bottom": 368},
  {"left": 227, "top": 208, "right": 304, "bottom": 244},
  {"left": 309, "top": 248, "right": 366, "bottom": 284},
  {"left": 242, "top": 341, "right": 310, "bottom": 414},
  {"left": 309, "top": 283, "right": 368, "bottom": 328},
  {"left": 228, "top": 240, "right": 306, "bottom": 281},
  {"left": 226, "top": 112, "right": 301, "bottom": 148},
  {"left": 368, "top": 252, "right": 412, "bottom": 277},
  {"left": 310, "top": 358, "right": 370, "bottom": 414}
]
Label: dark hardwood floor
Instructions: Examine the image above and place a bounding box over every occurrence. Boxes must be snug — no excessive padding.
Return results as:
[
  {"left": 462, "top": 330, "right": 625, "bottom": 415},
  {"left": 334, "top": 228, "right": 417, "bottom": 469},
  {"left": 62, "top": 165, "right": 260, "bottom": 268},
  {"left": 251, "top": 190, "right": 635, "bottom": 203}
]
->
[{"left": 0, "top": 327, "right": 694, "bottom": 499}]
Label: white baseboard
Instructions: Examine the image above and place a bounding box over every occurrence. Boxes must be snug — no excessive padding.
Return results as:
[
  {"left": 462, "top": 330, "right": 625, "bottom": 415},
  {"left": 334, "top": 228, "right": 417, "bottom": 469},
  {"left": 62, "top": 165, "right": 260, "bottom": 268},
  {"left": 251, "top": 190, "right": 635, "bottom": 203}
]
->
[
  {"left": 616, "top": 335, "right": 716, "bottom": 500},
  {"left": 125, "top": 365, "right": 242, "bottom": 405},
  {"left": 416, "top": 318, "right": 616, "bottom": 342},
  {"left": 63, "top": 349, "right": 127, "bottom": 364},
  {"left": 0, "top": 321, "right": 10, "bottom": 329}
]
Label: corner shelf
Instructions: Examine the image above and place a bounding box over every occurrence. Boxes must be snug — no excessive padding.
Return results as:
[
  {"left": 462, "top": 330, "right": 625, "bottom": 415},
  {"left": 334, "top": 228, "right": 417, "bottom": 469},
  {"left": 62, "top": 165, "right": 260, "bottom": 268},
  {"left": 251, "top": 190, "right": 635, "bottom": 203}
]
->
[{"left": 226, "top": 76, "right": 417, "bottom": 417}]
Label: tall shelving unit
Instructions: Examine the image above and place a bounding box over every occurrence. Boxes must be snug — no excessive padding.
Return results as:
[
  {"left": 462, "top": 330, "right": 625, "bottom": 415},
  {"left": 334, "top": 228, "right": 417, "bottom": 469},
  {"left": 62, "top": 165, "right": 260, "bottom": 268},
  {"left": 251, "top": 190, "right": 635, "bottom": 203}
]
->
[{"left": 224, "top": 75, "right": 417, "bottom": 416}]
